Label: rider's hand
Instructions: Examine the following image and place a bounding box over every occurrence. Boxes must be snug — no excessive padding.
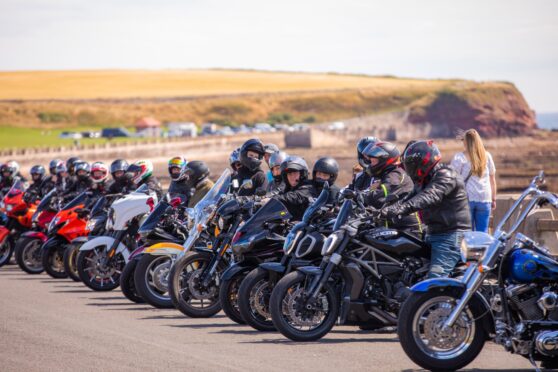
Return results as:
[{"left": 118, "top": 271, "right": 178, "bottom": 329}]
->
[{"left": 380, "top": 204, "right": 401, "bottom": 219}]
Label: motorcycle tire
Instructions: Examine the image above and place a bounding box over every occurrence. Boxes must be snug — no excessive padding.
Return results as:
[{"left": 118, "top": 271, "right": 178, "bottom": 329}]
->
[
  {"left": 397, "top": 290, "right": 486, "bottom": 372},
  {"left": 15, "top": 236, "right": 44, "bottom": 274},
  {"left": 238, "top": 267, "right": 275, "bottom": 331},
  {"left": 169, "top": 252, "right": 222, "bottom": 318},
  {"left": 219, "top": 271, "right": 247, "bottom": 325},
  {"left": 270, "top": 271, "right": 339, "bottom": 342},
  {"left": 77, "top": 248, "right": 125, "bottom": 291},
  {"left": 42, "top": 243, "right": 68, "bottom": 279},
  {"left": 120, "top": 258, "right": 145, "bottom": 304},
  {"left": 0, "top": 237, "right": 14, "bottom": 267},
  {"left": 134, "top": 254, "right": 174, "bottom": 309},
  {"left": 63, "top": 244, "right": 81, "bottom": 282}
]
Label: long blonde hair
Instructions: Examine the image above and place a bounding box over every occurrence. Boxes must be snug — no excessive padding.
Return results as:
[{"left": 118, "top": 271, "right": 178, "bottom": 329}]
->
[{"left": 463, "top": 129, "right": 487, "bottom": 177}]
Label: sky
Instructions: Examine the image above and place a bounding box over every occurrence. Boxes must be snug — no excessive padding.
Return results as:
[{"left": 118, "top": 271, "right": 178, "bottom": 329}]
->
[{"left": 1, "top": 0, "right": 557, "bottom": 112}]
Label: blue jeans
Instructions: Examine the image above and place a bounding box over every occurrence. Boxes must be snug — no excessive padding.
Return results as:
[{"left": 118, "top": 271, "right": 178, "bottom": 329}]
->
[
  {"left": 426, "top": 232, "right": 464, "bottom": 279},
  {"left": 469, "top": 201, "right": 491, "bottom": 233}
]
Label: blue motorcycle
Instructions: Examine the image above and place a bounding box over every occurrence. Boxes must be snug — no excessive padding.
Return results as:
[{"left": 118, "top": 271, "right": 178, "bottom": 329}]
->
[{"left": 397, "top": 172, "right": 558, "bottom": 371}]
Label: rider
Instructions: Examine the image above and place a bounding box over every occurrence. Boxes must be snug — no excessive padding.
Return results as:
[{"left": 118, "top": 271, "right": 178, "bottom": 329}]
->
[
  {"left": 167, "top": 156, "right": 191, "bottom": 201},
  {"left": 53, "top": 162, "right": 71, "bottom": 194},
  {"left": 24, "top": 165, "right": 50, "bottom": 203},
  {"left": 65, "top": 157, "right": 81, "bottom": 190},
  {"left": 0, "top": 161, "right": 26, "bottom": 193},
  {"left": 107, "top": 159, "right": 130, "bottom": 194},
  {"left": 90, "top": 162, "right": 112, "bottom": 196},
  {"left": 380, "top": 140, "right": 471, "bottom": 278},
  {"left": 347, "top": 137, "right": 380, "bottom": 192},
  {"left": 64, "top": 161, "right": 93, "bottom": 200},
  {"left": 312, "top": 157, "right": 340, "bottom": 205},
  {"left": 264, "top": 143, "right": 280, "bottom": 184},
  {"left": 125, "top": 160, "right": 163, "bottom": 200},
  {"left": 229, "top": 148, "right": 242, "bottom": 175},
  {"left": 181, "top": 160, "right": 214, "bottom": 208},
  {"left": 360, "top": 141, "right": 422, "bottom": 234},
  {"left": 273, "top": 156, "right": 318, "bottom": 221},
  {"left": 234, "top": 139, "right": 268, "bottom": 196},
  {"left": 267, "top": 151, "right": 288, "bottom": 194}
]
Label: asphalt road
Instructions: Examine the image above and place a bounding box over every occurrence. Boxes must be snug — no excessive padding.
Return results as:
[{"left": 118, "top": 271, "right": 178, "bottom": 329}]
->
[{"left": 0, "top": 263, "right": 535, "bottom": 372}]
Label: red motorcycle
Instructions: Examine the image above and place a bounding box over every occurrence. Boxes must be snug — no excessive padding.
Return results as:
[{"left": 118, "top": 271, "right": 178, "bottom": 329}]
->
[
  {"left": 14, "top": 189, "right": 58, "bottom": 274},
  {"left": 0, "top": 180, "right": 37, "bottom": 267}
]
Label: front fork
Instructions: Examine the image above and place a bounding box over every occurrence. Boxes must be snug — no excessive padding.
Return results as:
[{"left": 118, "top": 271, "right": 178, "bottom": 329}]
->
[
  {"left": 443, "top": 264, "right": 487, "bottom": 329},
  {"left": 306, "top": 237, "right": 349, "bottom": 302}
]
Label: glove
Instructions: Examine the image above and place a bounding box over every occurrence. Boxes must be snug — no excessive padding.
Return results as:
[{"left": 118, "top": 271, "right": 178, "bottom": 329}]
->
[{"left": 380, "top": 203, "right": 403, "bottom": 219}]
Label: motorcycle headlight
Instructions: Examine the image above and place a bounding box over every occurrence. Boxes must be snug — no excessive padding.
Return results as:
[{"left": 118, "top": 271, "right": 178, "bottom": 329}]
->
[
  {"left": 321, "top": 231, "right": 344, "bottom": 256},
  {"left": 86, "top": 218, "right": 98, "bottom": 232},
  {"left": 6, "top": 204, "right": 13, "bottom": 212},
  {"left": 217, "top": 216, "right": 225, "bottom": 231},
  {"left": 49, "top": 217, "right": 60, "bottom": 231},
  {"left": 460, "top": 231, "right": 494, "bottom": 262}
]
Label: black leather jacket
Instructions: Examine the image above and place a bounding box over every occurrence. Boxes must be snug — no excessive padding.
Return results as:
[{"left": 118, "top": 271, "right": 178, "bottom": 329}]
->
[
  {"left": 275, "top": 180, "right": 318, "bottom": 221},
  {"left": 392, "top": 164, "right": 471, "bottom": 234},
  {"left": 347, "top": 171, "right": 373, "bottom": 192},
  {"left": 169, "top": 180, "right": 191, "bottom": 202},
  {"left": 233, "top": 166, "right": 268, "bottom": 196}
]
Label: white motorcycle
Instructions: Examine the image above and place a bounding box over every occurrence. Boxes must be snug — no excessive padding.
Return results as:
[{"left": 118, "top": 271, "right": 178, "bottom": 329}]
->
[{"left": 76, "top": 184, "right": 158, "bottom": 291}]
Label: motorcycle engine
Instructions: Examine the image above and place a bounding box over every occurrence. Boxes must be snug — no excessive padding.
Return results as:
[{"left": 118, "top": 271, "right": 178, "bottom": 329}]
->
[{"left": 507, "top": 284, "right": 558, "bottom": 321}]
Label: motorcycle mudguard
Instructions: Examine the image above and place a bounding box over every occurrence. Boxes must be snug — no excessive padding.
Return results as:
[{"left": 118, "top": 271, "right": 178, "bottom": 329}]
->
[
  {"left": 221, "top": 262, "right": 254, "bottom": 281},
  {"left": 0, "top": 226, "right": 9, "bottom": 243},
  {"left": 260, "top": 262, "right": 286, "bottom": 274},
  {"left": 297, "top": 266, "right": 323, "bottom": 276},
  {"left": 21, "top": 231, "right": 48, "bottom": 243},
  {"left": 129, "top": 246, "right": 146, "bottom": 260},
  {"left": 410, "top": 277, "right": 465, "bottom": 293},
  {"left": 71, "top": 236, "right": 90, "bottom": 245},
  {"left": 79, "top": 236, "right": 130, "bottom": 262},
  {"left": 143, "top": 242, "right": 184, "bottom": 256},
  {"left": 42, "top": 236, "right": 64, "bottom": 252}
]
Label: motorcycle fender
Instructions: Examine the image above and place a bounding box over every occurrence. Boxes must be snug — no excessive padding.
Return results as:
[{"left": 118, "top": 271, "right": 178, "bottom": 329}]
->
[
  {"left": 70, "top": 236, "right": 90, "bottom": 245},
  {"left": 129, "top": 246, "right": 146, "bottom": 260},
  {"left": 21, "top": 231, "right": 48, "bottom": 243},
  {"left": 297, "top": 266, "right": 323, "bottom": 277},
  {"left": 221, "top": 263, "right": 254, "bottom": 281},
  {"left": 259, "top": 262, "right": 286, "bottom": 274},
  {"left": 410, "top": 277, "right": 465, "bottom": 293},
  {"left": 0, "top": 226, "right": 9, "bottom": 243},
  {"left": 79, "top": 236, "right": 130, "bottom": 261},
  {"left": 144, "top": 242, "right": 184, "bottom": 256},
  {"left": 42, "top": 236, "right": 64, "bottom": 252}
]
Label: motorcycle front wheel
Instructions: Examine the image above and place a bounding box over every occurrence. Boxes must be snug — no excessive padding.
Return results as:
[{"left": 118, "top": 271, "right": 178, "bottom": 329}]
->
[
  {"left": 238, "top": 267, "right": 275, "bottom": 331},
  {"left": 0, "top": 237, "right": 14, "bottom": 267},
  {"left": 42, "top": 241, "right": 68, "bottom": 279},
  {"left": 77, "top": 247, "right": 126, "bottom": 291},
  {"left": 169, "top": 252, "right": 223, "bottom": 318},
  {"left": 270, "top": 271, "right": 338, "bottom": 342},
  {"left": 134, "top": 254, "right": 174, "bottom": 309},
  {"left": 397, "top": 290, "right": 486, "bottom": 371},
  {"left": 15, "top": 236, "right": 44, "bottom": 274},
  {"left": 63, "top": 244, "right": 81, "bottom": 282},
  {"left": 120, "top": 258, "right": 144, "bottom": 303}
]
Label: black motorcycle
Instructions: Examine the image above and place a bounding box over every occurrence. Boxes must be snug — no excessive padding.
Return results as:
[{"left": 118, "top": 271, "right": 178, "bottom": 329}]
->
[{"left": 269, "top": 192, "right": 433, "bottom": 341}]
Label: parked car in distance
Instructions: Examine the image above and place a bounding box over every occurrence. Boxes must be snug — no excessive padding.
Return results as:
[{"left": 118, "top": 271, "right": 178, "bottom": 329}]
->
[
  {"left": 254, "top": 123, "right": 276, "bottom": 133},
  {"left": 273, "top": 123, "right": 292, "bottom": 132},
  {"left": 201, "top": 123, "right": 218, "bottom": 136},
  {"left": 167, "top": 122, "right": 198, "bottom": 138},
  {"left": 81, "top": 131, "right": 101, "bottom": 138},
  {"left": 291, "top": 123, "right": 309, "bottom": 131},
  {"left": 328, "top": 121, "right": 346, "bottom": 131},
  {"left": 101, "top": 127, "right": 131, "bottom": 138},
  {"left": 216, "top": 127, "right": 234, "bottom": 136},
  {"left": 59, "top": 131, "right": 83, "bottom": 139}
]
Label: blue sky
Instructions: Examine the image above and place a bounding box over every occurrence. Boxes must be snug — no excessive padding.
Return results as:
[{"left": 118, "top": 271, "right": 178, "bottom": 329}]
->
[{"left": 1, "top": 0, "right": 557, "bottom": 111}]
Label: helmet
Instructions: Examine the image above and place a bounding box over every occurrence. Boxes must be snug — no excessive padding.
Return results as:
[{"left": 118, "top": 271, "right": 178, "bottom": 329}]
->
[
  {"left": 402, "top": 140, "right": 442, "bottom": 183},
  {"left": 240, "top": 138, "right": 265, "bottom": 171},
  {"left": 30, "top": 165, "right": 46, "bottom": 182},
  {"left": 264, "top": 143, "right": 279, "bottom": 155},
  {"left": 66, "top": 157, "right": 80, "bottom": 176},
  {"left": 74, "top": 161, "right": 91, "bottom": 180},
  {"left": 357, "top": 136, "right": 379, "bottom": 168},
  {"left": 229, "top": 148, "right": 241, "bottom": 170},
  {"left": 312, "top": 157, "right": 339, "bottom": 185},
  {"left": 182, "top": 161, "right": 210, "bottom": 188},
  {"left": 1, "top": 160, "right": 20, "bottom": 178},
  {"left": 49, "top": 159, "right": 63, "bottom": 175},
  {"left": 91, "top": 162, "right": 109, "bottom": 184},
  {"left": 55, "top": 163, "right": 68, "bottom": 176},
  {"left": 280, "top": 156, "right": 309, "bottom": 188},
  {"left": 126, "top": 160, "right": 153, "bottom": 185},
  {"left": 269, "top": 151, "right": 288, "bottom": 182},
  {"left": 110, "top": 159, "right": 129, "bottom": 180},
  {"left": 168, "top": 156, "right": 187, "bottom": 181},
  {"left": 362, "top": 141, "right": 401, "bottom": 177}
]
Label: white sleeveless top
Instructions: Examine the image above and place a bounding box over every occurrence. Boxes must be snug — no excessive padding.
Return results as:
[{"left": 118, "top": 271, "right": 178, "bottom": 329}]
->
[{"left": 450, "top": 152, "right": 495, "bottom": 203}]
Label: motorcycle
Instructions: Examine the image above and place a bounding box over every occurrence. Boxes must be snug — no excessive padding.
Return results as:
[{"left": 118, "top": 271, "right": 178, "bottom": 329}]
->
[
  {"left": 0, "top": 180, "right": 37, "bottom": 267},
  {"left": 41, "top": 191, "right": 92, "bottom": 279},
  {"left": 14, "top": 188, "right": 58, "bottom": 274},
  {"left": 269, "top": 189, "right": 434, "bottom": 341},
  {"left": 397, "top": 171, "right": 558, "bottom": 371},
  {"left": 237, "top": 184, "right": 334, "bottom": 331},
  {"left": 76, "top": 184, "right": 157, "bottom": 291}
]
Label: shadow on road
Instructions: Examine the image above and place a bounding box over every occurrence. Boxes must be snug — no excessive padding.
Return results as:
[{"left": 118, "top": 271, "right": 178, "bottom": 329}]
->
[
  {"left": 89, "top": 296, "right": 126, "bottom": 301},
  {"left": 402, "top": 370, "right": 535, "bottom": 372},
  {"left": 86, "top": 302, "right": 142, "bottom": 307},
  {"left": 141, "top": 314, "right": 187, "bottom": 320},
  {"left": 51, "top": 289, "right": 94, "bottom": 294},
  {"left": 239, "top": 337, "right": 399, "bottom": 345},
  {"left": 167, "top": 321, "right": 241, "bottom": 329}
]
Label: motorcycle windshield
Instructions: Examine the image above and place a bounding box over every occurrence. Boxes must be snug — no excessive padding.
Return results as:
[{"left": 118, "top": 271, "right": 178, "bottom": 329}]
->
[
  {"left": 90, "top": 196, "right": 107, "bottom": 218},
  {"left": 133, "top": 184, "right": 150, "bottom": 194},
  {"left": 333, "top": 199, "right": 353, "bottom": 231},
  {"left": 138, "top": 200, "right": 170, "bottom": 234},
  {"left": 62, "top": 191, "right": 88, "bottom": 211},
  {"left": 193, "top": 168, "right": 231, "bottom": 225},
  {"left": 6, "top": 179, "right": 25, "bottom": 198},
  {"left": 238, "top": 198, "right": 291, "bottom": 236},
  {"left": 33, "top": 188, "right": 56, "bottom": 215},
  {"left": 301, "top": 185, "right": 330, "bottom": 223}
]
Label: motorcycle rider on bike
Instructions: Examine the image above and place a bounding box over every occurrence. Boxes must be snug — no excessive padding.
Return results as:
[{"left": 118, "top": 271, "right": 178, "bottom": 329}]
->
[
  {"left": 234, "top": 139, "right": 268, "bottom": 196},
  {"left": 347, "top": 137, "right": 380, "bottom": 192},
  {"left": 107, "top": 159, "right": 129, "bottom": 194},
  {"left": 89, "top": 162, "right": 112, "bottom": 196},
  {"left": 229, "top": 148, "right": 242, "bottom": 175},
  {"left": 180, "top": 160, "right": 214, "bottom": 208},
  {"left": 63, "top": 161, "right": 93, "bottom": 201},
  {"left": 312, "top": 157, "right": 340, "bottom": 205},
  {"left": 167, "top": 156, "right": 190, "bottom": 202},
  {"left": 380, "top": 140, "right": 471, "bottom": 278},
  {"left": 125, "top": 160, "right": 163, "bottom": 200},
  {"left": 267, "top": 151, "right": 288, "bottom": 194},
  {"left": 360, "top": 141, "right": 422, "bottom": 234},
  {"left": 264, "top": 143, "right": 280, "bottom": 184},
  {"left": 23, "top": 165, "right": 50, "bottom": 203},
  {"left": 0, "top": 161, "right": 26, "bottom": 193}
]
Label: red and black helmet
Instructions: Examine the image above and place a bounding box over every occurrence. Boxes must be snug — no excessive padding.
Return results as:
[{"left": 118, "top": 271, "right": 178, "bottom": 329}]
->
[
  {"left": 402, "top": 140, "right": 442, "bottom": 183},
  {"left": 361, "top": 141, "right": 400, "bottom": 177}
]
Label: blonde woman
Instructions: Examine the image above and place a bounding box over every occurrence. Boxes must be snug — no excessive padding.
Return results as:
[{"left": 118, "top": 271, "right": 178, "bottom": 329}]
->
[{"left": 450, "top": 129, "right": 497, "bottom": 232}]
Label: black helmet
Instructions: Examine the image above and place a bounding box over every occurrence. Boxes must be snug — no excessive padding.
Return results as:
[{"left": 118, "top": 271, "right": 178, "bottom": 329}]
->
[
  {"left": 357, "top": 136, "right": 379, "bottom": 168},
  {"left": 74, "top": 161, "right": 91, "bottom": 180},
  {"left": 30, "top": 165, "right": 46, "bottom": 181},
  {"left": 49, "top": 159, "right": 63, "bottom": 176},
  {"left": 312, "top": 157, "right": 339, "bottom": 186},
  {"left": 240, "top": 138, "right": 265, "bottom": 171},
  {"left": 280, "top": 156, "right": 308, "bottom": 188},
  {"left": 183, "top": 161, "right": 210, "bottom": 188},
  {"left": 229, "top": 148, "right": 241, "bottom": 170},
  {"left": 362, "top": 141, "right": 401, "bottom": 177},
  {"left": 402, "top": 140, "right": 442, "bottom": 183},
  {"left": 55, "top": 163, "right": 68, "bottom": 176},
  {"left": 110, "top": 159, "right": 129, "bottom": 180},
  {"left": 66, "top": 157, "right": 81, "bottom": 176}
]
